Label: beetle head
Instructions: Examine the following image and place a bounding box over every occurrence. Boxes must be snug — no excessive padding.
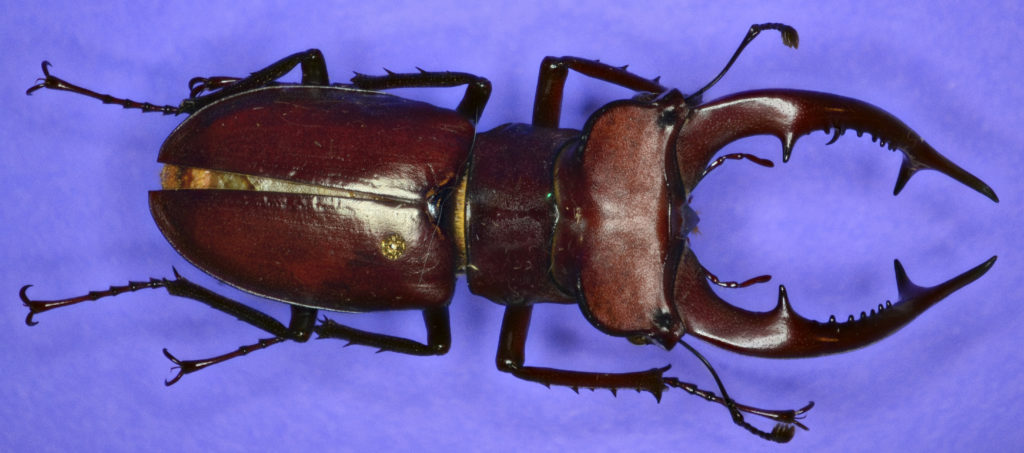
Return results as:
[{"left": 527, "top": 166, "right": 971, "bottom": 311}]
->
[{"left": 555, "top": 88, "right": 996, "bottom": 356}]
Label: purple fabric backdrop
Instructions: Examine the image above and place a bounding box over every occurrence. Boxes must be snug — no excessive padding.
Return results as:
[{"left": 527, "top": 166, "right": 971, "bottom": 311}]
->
[{"left": 3, "top": 2, "right": 1020, "bottom": 451}]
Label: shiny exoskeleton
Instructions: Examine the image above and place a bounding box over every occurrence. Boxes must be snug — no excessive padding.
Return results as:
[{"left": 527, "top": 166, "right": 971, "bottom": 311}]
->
[{"left": 22, "top": 24, "right": 997, "bottom": 442}]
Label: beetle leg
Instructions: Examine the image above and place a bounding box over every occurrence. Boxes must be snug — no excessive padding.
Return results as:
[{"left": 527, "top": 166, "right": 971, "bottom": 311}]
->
[
  {"left": 26, "top": 50, "right": 331, "bottom": 115},
  {"left": 350, "top": 70, "right": 492, "bottom": 124},
  {"left": 21, "top": 269, "right": 319, "bottom": 384},
  {"left": 497, "top": 305, "right": 811, "bottom": 442},
  {"left": 531, "top": 56, "right": 666, "bottom": 128},
  {"left": 313, "top": 307, "right": 451, "bottom": 356},
  {"left": 531, "top": 23, "right": 798, "bottom": 128},
  {"left": 181, "top": 49, "right": 330, "bottom": 113},
  {"left": 18, "top": 268, "right": 236, "bottom": 326},
  {"left": 163, "top": 305, "right": 316, "bottom": 385},
  {"left": 496, "top": 305, "right": 668, "bottom": 397},
  {"left": 187, "top": 76, "right": 241, "bottom": 97},
  {"left": 25, "top": 61, "right": 182, "bottom": 114},
  {"left": 162, "top": 338, "right": 285, "bottom": 385}
]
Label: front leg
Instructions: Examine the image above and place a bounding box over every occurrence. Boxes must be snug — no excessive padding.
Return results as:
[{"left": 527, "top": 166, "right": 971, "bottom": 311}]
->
[
  {"left": 496, "top": 304, "right": 667, "bottom": 396},
  {"left": 531, "top": 23, "right": 799, "bottom": 128},
  {"left": 495, "top": 304, "right": 811, "bottom": 443},
  {"left": 531, "top": 56, "right": 666, "bottom": 128}
]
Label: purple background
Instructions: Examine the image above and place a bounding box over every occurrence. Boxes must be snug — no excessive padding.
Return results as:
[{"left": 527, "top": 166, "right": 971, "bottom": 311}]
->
[{"left": 2, "top": 2, "right": 1020, "bottom": 451}]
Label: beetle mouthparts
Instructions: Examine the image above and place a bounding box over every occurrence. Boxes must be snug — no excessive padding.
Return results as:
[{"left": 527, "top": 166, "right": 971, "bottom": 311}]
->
[
  {"left": 674, "top": 248, "right": 996, "bottom": 358},
  {"left": 667, "top": 89, "right": 998, "bottom": 356},
  {"left": 675, "top": 89, "right": 999, "bottom": 203}
]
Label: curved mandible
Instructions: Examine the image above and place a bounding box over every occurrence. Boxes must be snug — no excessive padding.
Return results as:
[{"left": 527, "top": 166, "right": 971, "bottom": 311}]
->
[
  {"left": 676, "top": 89, "right": 998, "bottom": 202},
  {"left": 674, "top": 246, "right": 995, "bottom": 358}
]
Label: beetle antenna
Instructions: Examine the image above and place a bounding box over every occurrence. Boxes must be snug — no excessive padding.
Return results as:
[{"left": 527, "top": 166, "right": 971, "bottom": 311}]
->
[
  {"left": 685, "top": 23, "right": 799, "bottom": 105},
  {"left": 679, "top": 339, "right": 799, "bottom": 443}
]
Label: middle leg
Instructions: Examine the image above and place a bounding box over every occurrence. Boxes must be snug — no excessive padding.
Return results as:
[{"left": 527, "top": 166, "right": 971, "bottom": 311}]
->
[{"left": 349, "top": 69, "right": 492, "bottom": 123}]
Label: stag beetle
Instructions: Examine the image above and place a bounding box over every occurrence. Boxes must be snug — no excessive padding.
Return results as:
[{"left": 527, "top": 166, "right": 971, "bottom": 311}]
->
[{"left": 22, "top": 24, "right": 997, "bottom": 442}]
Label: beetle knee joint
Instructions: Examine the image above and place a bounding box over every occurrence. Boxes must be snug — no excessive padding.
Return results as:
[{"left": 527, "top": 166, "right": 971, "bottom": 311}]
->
[
  {"left": 430, "top": 342, "right": 450, "bottom": 355},
  {"left": 495, "top": 358, "right": 521, "bottom": 374}
]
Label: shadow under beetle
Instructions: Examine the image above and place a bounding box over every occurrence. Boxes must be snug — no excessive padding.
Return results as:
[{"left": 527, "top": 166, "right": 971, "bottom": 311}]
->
[{"left": 22, "top": 24, "right": 998, "bottom": 442}]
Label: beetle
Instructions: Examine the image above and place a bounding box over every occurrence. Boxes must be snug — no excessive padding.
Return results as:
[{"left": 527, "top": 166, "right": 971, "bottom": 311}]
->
[{"left": 22, "top": 23, "right": 997, "bottom": 442}]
